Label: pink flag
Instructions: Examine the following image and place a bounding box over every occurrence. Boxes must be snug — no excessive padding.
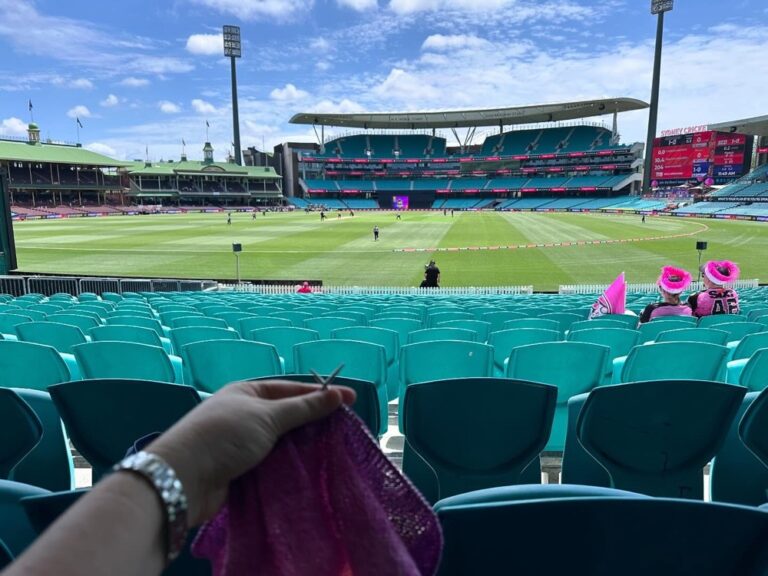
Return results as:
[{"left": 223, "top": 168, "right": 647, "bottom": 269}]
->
[{"left": 589, "top": 272, "right": 626, "bottom": 318}]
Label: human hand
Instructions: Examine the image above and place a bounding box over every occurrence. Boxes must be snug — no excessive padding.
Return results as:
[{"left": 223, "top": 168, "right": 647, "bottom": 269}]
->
[{"left": 148, "top": 380, "right": 356, "bottom": 526}]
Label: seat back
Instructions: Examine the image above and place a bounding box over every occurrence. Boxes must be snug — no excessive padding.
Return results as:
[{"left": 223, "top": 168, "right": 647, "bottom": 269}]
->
[
  {"left": 427, "top": 311, "right": 474, "bottom": 328},
  {"left": 699, "top": 314, "right": 747, "bottom": 328},
  {"left": 715, "top": 322, "right": 766, "bottom": 343},
  {"left": 400, "top": 341, "right": 494, "bottom": 391},
  {"left": 106, "top": 316, "right": 164, "bottom": 337},
  {"left": 435, "top": 320, "right": 491, "bottom": 343},
  {"left": 370, "top": 318, "right": 422, "bottom": 344},
  {"left": 740, "top": 386, "right": 768, "bottom": 467},
  {"left": 249, "top": 327, "right": 319, "bottom": 373},
  {"left": 489, "top": 328, "right": 560, "bottom": 375},
  {"left": 15, "top": 322, "right": 87, "bottom": 353},
  {"left": 566, "top": 327, "right": 640, "bottom": 361},
  {"left": 49, "top": 379, "right": 201, "bottom": 480},
  {"left": 569, "top": 319, "right": 628, "bottom": 332},
  {"left": 731, "top": 332, "right": 768, "bottom": 361},
  {"left": 596, "top": 313, "right": 639, "bottom": 329},
  {"left": 408, "top": 327, "right": 478, "bottom": 344},
  {"left": 303, "top": 316, "right": 358, "bottom": 339},
  {"left": 170, "top": 316, "right": 228, "bottom": 329},
  {"left": 170, "top": 326, "right": 239, "bottom": 355},
  {"left": 330, "top": 326, "right": 399, "bottom": 366},
  {"left": 73, "top": 341, "right": 175, "bottom": 383},
  {"left": 184, "top": 340, "right": 282, "bottom": 393},
  {"left": 539, "top": 312, "right": 583, "bottom": 334},
  {"left": 739, "top": 348, "right": 768, "bottom": 391},
  {"left": 0, "top": 341, "right": 72, "bottom": 390},
  {"left": 621, "top": 342, "right": 728, "bottom": 383},
  {"left": 0, "top": 313, "right": 32, "bottom": 336},
  {"left": 639, "top": 319, "right": 696, "bottom": 343},
  {"left": 655, "top": 328, "right": 729, "bottom": 346},
  {"left": 89, "top": 325, "right": 163, "bottom": 349},
  {"left": 480, "top": 311, "right": 526, "bottom": 333},
  {"left": 46, "top": 313, "right": 100, "bottom": 332},
  {"left": 504, "top": 318, "right": 560, "bottom": 331},
  {"left": 577, "top": 379, "right": 745, "bottom": 498},
  {"left": 0, "top": 389, "right": 42, "bottom": 478},
  {"left": 403, "top": 378, "right": 556, "bottom": 501}
]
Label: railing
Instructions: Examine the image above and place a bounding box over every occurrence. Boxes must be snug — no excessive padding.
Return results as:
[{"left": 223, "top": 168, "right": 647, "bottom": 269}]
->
[
  {"left": 559, "top": 279, "right": 760, "bottom": 294},
  {"left": 0, "top": 275, "right": 217, "bottom": 296},
  {"left": 223, "top": 284, "right": 535, "bottom": 295}
]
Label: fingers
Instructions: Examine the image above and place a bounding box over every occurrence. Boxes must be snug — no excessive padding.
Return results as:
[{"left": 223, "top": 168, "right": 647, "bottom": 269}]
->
[
  {"left": 269, "top": 388, "right": 347, "bottom": 435},
  {"left": 237, "top": 380, "right": 357, "bottom": 405}
]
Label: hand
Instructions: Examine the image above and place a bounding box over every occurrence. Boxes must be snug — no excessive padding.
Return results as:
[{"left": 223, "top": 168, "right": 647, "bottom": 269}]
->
[{"left": 148, "top": 380, "right": 356, "bottom": 526}]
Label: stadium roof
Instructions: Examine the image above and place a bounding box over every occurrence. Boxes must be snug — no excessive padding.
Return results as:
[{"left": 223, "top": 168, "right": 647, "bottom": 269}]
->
[
  {"left": 289, "top": 98, "right": 649, "bottom": 129},
  {"left": 709, "top": 114, "right": 768, "bottom": 138},
  {"left": 128, "top": 160, "right": 280, "bottom": 179},
  {"left": 0, "top": 139, "right": 132, "bottom": 167}
]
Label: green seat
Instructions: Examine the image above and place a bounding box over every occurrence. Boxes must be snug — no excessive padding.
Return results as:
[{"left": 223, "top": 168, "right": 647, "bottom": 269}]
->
[
  {"left": 725, "top": 333, "right": 768, "bottom": 384},
  {"left": 597, "top": 313, "right": 639, "bottom": 330},
  {"left": 747, "top": 309, "right": 768, "bottom": 321},
  {"left": 331, "top": 326, "right": 399, "bottom": 400},
  {"left": 436, "top": 320, "right": 491, "bottom": 343},
  {"left": 100, "top": 292, "right": 123, "bottom": 302},
  {"left": 294, "top": 339, "right": 388, "bottom": 435},
  {"left": 370, "top": 318, "right": 422, "bottom": 345},
  {"left": 737, "top": 348, "right": 768, "bottom": 391},
  {"left": 169, "top": 326, "right": 239, "bottom": 354},
  {"left": 78, "top": 292, "right": 101, "bottom": 302},
  {"left": 27, "top": 304, "right": 64, "bottom": 315},
  {"left": 9, "top": 389, "right": 75, "bottom": 492},
  {"left": 15, "top": 321, "right": 87, "bottom": 353},
  {"left": 505, "top": 341, "right": 609, "bottom": 451},
  {"left": 710, "top": 391, "right": 768, "bottom": 506},
  {"left": 213, "top": 312, "right": 257, "bottom": 331},
  {"left": 568, "top": 319, "right": 628, "bottom": 333},
  {"left": 106, "top": 316, "right": 166, "bottom": 338},
  {"left": 716, "top": 322, "right": 765, "bottom": 343},
  {"left": 252, "top": 375, "right": 380, "bottom": 436},
  {"left": 0, "top": 341, "right": 73, "bottom": 390},
  {"left": 89, "top": 324, "right": 165, "bottom": 349},
  {"left": 239, "top": 316, "right": 293, "bottom": 332},
  {"left": 73, "top": 305, "right": 109, "bottom": 319},
  {"left": 427, "top": 311, "right": 474, "bottom": 328},
  {"left": 403, "top": 378, "right": 556, "bottom": 502},
  {"left": 249, "top": 327, "right": 319, "bottom": 374},
  {"left": 73, "top": 341, "right": 177, "bottom": 383},
  {"left": 489, "top": 328, "right": 560, "bottom": 377},
  {"left": 184, "top": 340, "right": 283, "bottom": 393},
  {"left": 698, "top": 314, "right": 747, "bottom": 328},
  {"left": 270, "top": 311, "right": 312, "bottom": 326},
  {"left": 326, "top": 310, "right": 368, "bottom": 326},
  {"left": 0, "top": 389, "right": 41, "bottom": 478},
  {"left": 567, "top": 328, "right": 640, "bottom": 384},
  {"left": 617, "top": 342, "right": 728, "bottom": 384},
  {"left": 46, "top": 313, "right": 100, "bottom": 332},
  {"left": 171, "top": 316, "right": 228, "bottom": 329},
  {"left": 408, "top": 327, "right": 478, "bottom": 344},
  {"left": 159, "top": 311, "right": 202, "bottom": 325},
  {"left": 0, "top": 313, "right": 32, "bottom": 339},
  {"left": 303, "top": 317, "right": 358, "bottom": 339},
  {"left": 638, "top": 319, "right": 695, "bottom": 343},
  {"left": 374, "top": 310, "right": 422, "bottom": 322},
  {"left": 49, "top": 379, "right": 201, "bottom": 481},
  {"left": 540, "top": 312, "right": 582, "bottom": 334},
  {"left": 108, "top": 309, "right": 154, "bottom": 320},
  {"left": 649, "top": 315, "right": 697, "bottom": 325},
  {"left": 577, "top": 380, "right": 745, "bottom": 498},
  {"left": 655, "top": 328, "right": 729, "bottom": 346},
  {"left": 504, "top": 318, "right": 560, "bottom": 331},
  {"left": 480, "top": 311, "right": 526, "bottom": 333}
]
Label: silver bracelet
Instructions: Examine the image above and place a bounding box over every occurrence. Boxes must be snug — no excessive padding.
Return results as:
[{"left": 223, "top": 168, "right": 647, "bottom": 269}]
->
[{"left": 113, "top": 451, "right": 189, "bottom": 562}]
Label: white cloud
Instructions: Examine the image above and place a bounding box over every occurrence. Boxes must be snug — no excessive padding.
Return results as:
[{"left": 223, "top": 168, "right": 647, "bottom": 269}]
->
[
  {"left": 120, "top": 76, "right": 150, "bottom": 87},
  {"left": 337, "top": 0, "right": 378, "bottom": 11},
  {"left": 70, "top": 77, "right": 94, "bottom": 89},
  {"left": 159, "top": 100, "right": 182, "bottom": 114},
  {"left": 373, "top": 68, "right": 439, "bottom": 102},
  {"left": 85, "top": 142, "right": 118, "bottom": 157},
  {"left": 131, "top": 56, "right": 194, "bottom": 74},
  {"left": 316, "top": 60, "right": 332, "bottom": 71},
  {"left": 310, "top": 99, "right": 366, "bottom": 114},
  {"left": 422, "top": 34, "right": 491, "bottom": 51},
  {"left": 1, "top": 116, "right": 28, "bottom": 136},
  {"left": 100, "top": 94, "right": 119, "bottom": 107},
  {"left": 388, "top": 0, "right": 508, "bottom": 14},
  {"left": 191, "top": 98, "right": 220, "bottom": 115},
  {"left": 187, "top": 0, "right": 313, "bottom": 21},
  {"left": 309, "top": 37, "right": 331, "bottom": 52},
  {"left": 185, "top": 33, "right": 223, "bottom": 56},
  {"left": 270, "top": 83, "right": 310, "bottom": 101},
  {"left": 67, "top": 105, "right": 92, "bottom": 119}
]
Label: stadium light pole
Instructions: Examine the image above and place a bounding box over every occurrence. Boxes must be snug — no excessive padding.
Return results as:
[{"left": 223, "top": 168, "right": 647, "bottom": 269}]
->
[
  {"left": 642, "top": 0, "right": 673, "bottom": 194},
  {"left": 223, "top": 25, "right": 242, "bottom": 166}
]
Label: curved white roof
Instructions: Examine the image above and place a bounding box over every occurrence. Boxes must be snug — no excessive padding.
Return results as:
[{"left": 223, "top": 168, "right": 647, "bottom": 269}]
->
[{"left": 290, "top": 97, "right": 648, "bottom": 129}]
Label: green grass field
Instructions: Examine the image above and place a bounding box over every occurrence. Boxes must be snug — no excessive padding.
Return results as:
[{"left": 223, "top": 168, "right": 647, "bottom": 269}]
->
[{"left": 11, "top": 211, "right": 768, "bottom": 290}]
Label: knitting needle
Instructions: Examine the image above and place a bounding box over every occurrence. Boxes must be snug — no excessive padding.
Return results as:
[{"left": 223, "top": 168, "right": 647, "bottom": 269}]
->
[{"left": 310, "top": 363, "right": 344, "bottom": 390}]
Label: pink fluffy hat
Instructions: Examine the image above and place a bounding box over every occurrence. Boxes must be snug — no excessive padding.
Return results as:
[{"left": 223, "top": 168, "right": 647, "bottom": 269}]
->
[
  {"left": 658, "top": 266, "right": 692, "bottom": 294},
  {"left": 702, "top": 260, "right": 740, "bottom": 286}
]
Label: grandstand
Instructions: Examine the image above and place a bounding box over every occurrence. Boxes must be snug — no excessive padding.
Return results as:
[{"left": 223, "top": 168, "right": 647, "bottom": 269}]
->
[{"left": 287, "top": 98, "right": 647, "bottom": 210}]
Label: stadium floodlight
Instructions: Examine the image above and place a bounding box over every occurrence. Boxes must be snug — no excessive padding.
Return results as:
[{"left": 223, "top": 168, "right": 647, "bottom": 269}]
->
[
  {"left": 223, "top": 25, "right": 242, "bottom": 165},
  {"left": 642, "top": 0, "right": 673, "bottom": 194}
]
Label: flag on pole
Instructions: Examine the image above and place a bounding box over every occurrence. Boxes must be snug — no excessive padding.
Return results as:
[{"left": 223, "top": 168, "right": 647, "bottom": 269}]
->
[
  {"left": 206, "top": 120, "right": 210, "bottom": 128},
  {"left": 182, "top": 138, "right": 186, "bottom": 146},
  {"left": 76, "top": 117, "right": 83, "bottom": 128},
  {"left": 589, "top": 272, "right": 627, "bottom": 318},
  {"left": 28, "top": 99, "right": 33, "bottom": 111}
]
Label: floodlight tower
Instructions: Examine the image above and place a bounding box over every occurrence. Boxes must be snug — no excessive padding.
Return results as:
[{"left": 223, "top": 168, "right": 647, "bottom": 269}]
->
[
  {"left": 223, "top": 25, "right": 242, "bottom": 165},
  {"left": 642, "top": 0, "right": 674, "bottom": 194}
]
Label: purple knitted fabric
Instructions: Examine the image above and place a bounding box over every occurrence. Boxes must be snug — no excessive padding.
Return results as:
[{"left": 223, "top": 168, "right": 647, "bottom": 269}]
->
[{"left": 192, "top": 406, "right": 443, "bottom": 575}]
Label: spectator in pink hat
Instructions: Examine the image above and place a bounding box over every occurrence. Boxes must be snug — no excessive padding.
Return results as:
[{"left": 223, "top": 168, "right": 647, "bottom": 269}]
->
[
  {"left": 639, "top": 266, "right": 693, "bottom": 323},
  {"left": 688, "top": 260, "right": 740, "bottom": 317}
]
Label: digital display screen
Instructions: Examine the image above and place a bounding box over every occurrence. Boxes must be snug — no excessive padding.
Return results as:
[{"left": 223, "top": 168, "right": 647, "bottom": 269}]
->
[
  {"left": 651, "top": 131, "right": 752, "bottom": 185},
  {"left": 393, "top": 195, "right": 409, "bottom": 210}
]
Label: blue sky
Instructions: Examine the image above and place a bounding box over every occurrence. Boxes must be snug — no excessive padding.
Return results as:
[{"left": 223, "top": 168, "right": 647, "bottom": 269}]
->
[{"left": 0, "top": 0, "right": 766, "bottom": 162}]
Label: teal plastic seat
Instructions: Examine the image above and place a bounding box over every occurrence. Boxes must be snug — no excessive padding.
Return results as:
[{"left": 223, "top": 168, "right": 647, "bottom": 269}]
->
[
  {"left": 568, "top": 319, "right": 628, "bottom": 333},
  {"left": 212, "top": 312, "right": 257, "bottom": 330},
  {"left": 330, "top": 326, "right": 399, "bottom": 399},
  {"left": 49, "top": 379, "right": 201, "bottom": 480},
  {"left": 403, "top": 378, "right": 556, "bottom": 502},
  {"left": 0, "top": 341, "right": 73, "bottom": 389},
  {"left": 489, "top": 328, "right": 560, "bottom": 377},
  {"left": 717, "top": 322, "right": 765, "bottom": 343},
  {"left": 249, "top": 327, "right": 319, "bottom": 374},
  {"left": 370, "top": 318, "right": 422, "bottom": 345},
  {"left": 710, "top": 392, "right": 768, "bottom": 506},
  {"left": 566, "top": 327, "right": 640, "bottom": 384},
  {"left": 170, "top": 316, "right": 227, "bottom": 329},
  {"left": 0, "top": 389, "right": 41, "bottom": 478},
  {"left": 540, "top": 312, "right": 582, "bottom": 334},
  {"left": 504, "top": 318, "right": 560, "bottom": 331},
  {"left": 505, "top": 341, "right": 609, "bottom": 451},
  {"left": 596, "top": 313, "right": 639, "bottom": 329},
  {"left": 0, "top": 480, "right": 50, "bottom": 557},
  {"left": 303, "top": 317, "right": 358, "bottom": 339},
  {"left": 46, "top": 313, "right": 100, "bottom": 332},
  {"left": 427, "top": 311, "right": 474, "bottom": 328},
  {"left": 408, "top": 327, "right": 478, "bottom": 344},
  {"left": 27, "top": 304, "right": 64, "bottom": 315},
  {"left": 748, "top": 308, "right": 768, "bottom": 321},
  {"left": 270, "top": 311, "right": 312, "bottom": 326},
  {"left": 239, "top": 316, "right": 293, "bottom": 332},
  {"left": 561, "top": 393, "right": 609, "bottom": 487},
  {"left": 159, "top": 311, "right": 201, "bottom": 325},
  {"left": 434, "top": 496, "right": 768, "bottom": 576},
  {"left": 617, "top": 342, "right": 728, "bottom": 384},
  {"left": 100, "top": 292, "right": 123, "bottom": 302},
  {"left": 0, "top": 313, "right": 32, "bottom": 339},
  {"left": 725, "top": 333, "right": 768, "bottom": 384},
  {"left": 15, "top": 321, "right": 87, "bottom": 353},
  {"left": 649, "top": 314, "right": 697, "bottom": 325},
  {"left": 577, "top": 380, "right": 746, "bottom": 498},
  {"left": 8, "top": 389, "right": 75, "bottom": 492},
  {"left": 699, "top": 314, "right": 746, "bottom": 328},
  {"left": 184, "top": 340, "right": 283, "bottom": 393},
  {"left": 12, "top": 309, "right": 45, "bottom": 322},
  {"left": 638, "top": 319, "right": 695, "bottom": 343},
  {"left": 169, "top": 326, "right": 239, "bottom": 354},
  {"left": 73, "top": 341, "right": 177, "bottom": 383},
  {"left": 294, "top": 339, "right": 388, "bottom": 435},
  {"left": 655, "top": 328, "right": 729, "bottom": 345},
  {"left": 374, "top": 310, "right": 422, "bottom": 322},
  {"left": 436, "top": 320, "right": 491, "bottom": 342},
  {"left": 480, "top": 311, "right": 527, "bottom": 333},
  {"left": 737, "top": 348, "right": 768, "bottom": 391},
  {"left": 89, "top": 324, "right": 167, "bottom": 351},
  {"left": 326, "top": 310, "right": 368, "bottom": 326},
  {"left": 106, "top": 316, "right": 166, "bottom": 338}
]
